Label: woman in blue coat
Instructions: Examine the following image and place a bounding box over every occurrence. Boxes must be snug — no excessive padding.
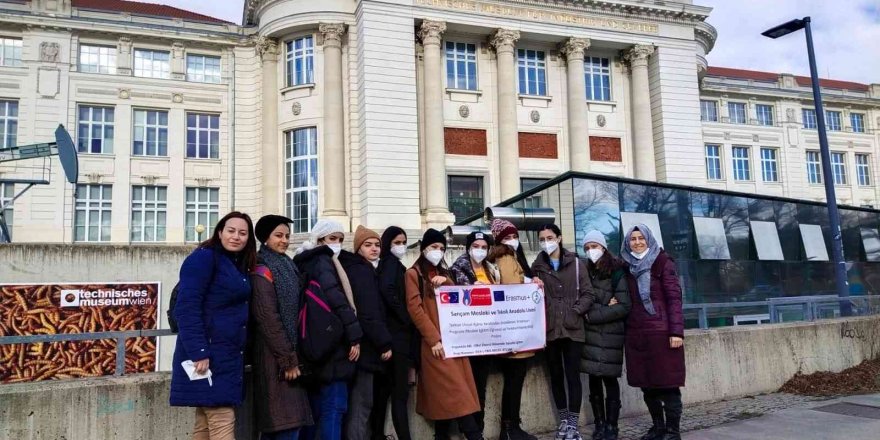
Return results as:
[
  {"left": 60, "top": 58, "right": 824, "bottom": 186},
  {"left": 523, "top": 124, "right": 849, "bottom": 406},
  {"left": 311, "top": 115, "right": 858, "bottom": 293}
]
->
[{"left": 170, "top": 211, "right": 257, "bottom": 440}]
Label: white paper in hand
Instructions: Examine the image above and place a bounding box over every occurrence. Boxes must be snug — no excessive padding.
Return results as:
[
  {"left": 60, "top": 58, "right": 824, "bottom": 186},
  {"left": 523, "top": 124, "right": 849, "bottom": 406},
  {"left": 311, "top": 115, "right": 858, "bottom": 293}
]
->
[{"left": 181, "top": 360, "right": 213, "bottom": 387}]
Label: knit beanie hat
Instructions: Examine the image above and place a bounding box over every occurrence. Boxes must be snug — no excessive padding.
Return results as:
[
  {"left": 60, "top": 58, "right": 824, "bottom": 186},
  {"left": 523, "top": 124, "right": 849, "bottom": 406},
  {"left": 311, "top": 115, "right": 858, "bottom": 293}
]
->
[
  {"left": 296, "top": 219, "right": 344, "bottom": 254},
  {"left": 255, "top": 214, "right": 293, "bottom": 244},
  {"left": 466, "top": 231, "right": 492, "bottom": 249},
  {"left": 420, "top": 228, "right": 446, "bottom": 251},
  {"left": 490, "top": 218, "right": 518, "bottom": 242},
  {"left": 582, "top": 229, "right": 608, "bottom": 249},
  {"left": 353, "top": 225, "right": 380, "bottom": 252}
]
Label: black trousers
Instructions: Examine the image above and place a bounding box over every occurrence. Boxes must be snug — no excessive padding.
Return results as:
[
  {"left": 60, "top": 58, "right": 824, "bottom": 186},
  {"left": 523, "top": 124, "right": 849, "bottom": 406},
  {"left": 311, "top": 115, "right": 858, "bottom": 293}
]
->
[
  {"left": 370, "top": 355, "right": 412, "bottom": 440},
  {"left": 471, "top": 356, "right": 530, "bottom": 422},
  {"left": 434, "top": 413, "right": 482, "bottom": 440},
  {"left": 587, "top": 375, "right": 621, "bottom": 402},
  {"left": 545, "top": 338, "right": 584, "bottom": 413}
]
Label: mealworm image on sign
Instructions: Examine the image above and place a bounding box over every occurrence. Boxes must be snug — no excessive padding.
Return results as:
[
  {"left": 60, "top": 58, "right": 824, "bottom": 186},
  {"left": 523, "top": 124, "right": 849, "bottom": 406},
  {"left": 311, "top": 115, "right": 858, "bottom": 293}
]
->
[{"left": 0, "top": 282, "right": 160, "bottom": 383}]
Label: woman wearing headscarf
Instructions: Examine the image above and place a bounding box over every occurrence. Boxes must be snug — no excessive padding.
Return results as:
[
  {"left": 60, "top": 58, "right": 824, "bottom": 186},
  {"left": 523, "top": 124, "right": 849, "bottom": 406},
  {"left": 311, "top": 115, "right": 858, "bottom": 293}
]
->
[
  {"left": 406, "top": 229, "right": 483, "bottom": 440},
  {"left": 339, "top": 226, "right": 393, "bottom": 440},
  {"left": 620, "top": 225, "right": 685, "bottom": 440},
  {"left": 294, "top": 219, "right": 363, "bottom": 440},
  {"left": 250, "top": 215, "right": 313, "bottom": 440},
  {"left": 580, "top": 230, "right": 631, "bottom": 440},
  {"left": 485, "top": 219, "right": 542, "bottom": 440},
  {"left": 448, "top": 231, "right": 497, "bottom": 432},
  {"left": 531, "top": 224, "right": 593, "bottom": 440},
  {"left": 371, "top": 226, "right": 414, "bottom": 440},
  {"left": 170, "top": 211, "right": 257, "bottom": 440}
]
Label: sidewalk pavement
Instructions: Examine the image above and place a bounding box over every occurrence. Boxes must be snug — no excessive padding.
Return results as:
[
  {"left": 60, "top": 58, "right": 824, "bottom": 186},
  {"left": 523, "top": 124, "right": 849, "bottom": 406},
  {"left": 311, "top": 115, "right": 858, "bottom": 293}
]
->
[{"left": 537, "top": 392, "right": 830, "bottom": 440}]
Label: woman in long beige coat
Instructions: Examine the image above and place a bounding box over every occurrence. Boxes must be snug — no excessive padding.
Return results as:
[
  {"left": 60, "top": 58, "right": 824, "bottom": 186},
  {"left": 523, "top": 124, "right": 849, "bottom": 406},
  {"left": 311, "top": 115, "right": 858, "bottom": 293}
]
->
[{"left": 406, "top": 228, "right": 483, "bottom": 440}]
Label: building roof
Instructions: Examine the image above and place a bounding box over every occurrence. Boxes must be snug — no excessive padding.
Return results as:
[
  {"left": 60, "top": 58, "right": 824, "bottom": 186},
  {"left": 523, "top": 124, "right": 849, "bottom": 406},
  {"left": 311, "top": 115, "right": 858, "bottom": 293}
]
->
[
  {"left": 71, "top": 0, "right": 232, "bottom": 25},
  {"left": 706, "top": 66, "right": 870, "bottom": 92}
]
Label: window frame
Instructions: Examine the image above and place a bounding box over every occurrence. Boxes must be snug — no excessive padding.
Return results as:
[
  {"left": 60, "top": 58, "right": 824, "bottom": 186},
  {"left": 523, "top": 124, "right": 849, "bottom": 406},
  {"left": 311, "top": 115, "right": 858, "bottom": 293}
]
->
[
  {"left": 700, "top": 100, "right": 718, "bottom": 122},
  {"left": 731, "top": 146, "right": 751, "bottom": 181},
  {"left": 77, "top": 105, "right": 115, "bottom": 154},
  {"left": 850, "top": 113, "right": 865, "bottom": 133},
  {"left": 825, "top": 110, "right": 842, "bottom": 131},
  {"left": 186, "top": 53, "right": 222, "bottom": 84},
  {"left": 184, "top": 187, "right": 220, "bottom": 243},
  {"left": 447, "top": 175, "right": 485, "bottom": 222},
  {"left": 133, "top": 49, "right": 171, "bottom": 79},
  {"left": 803, "top": 108, "right": 817, "bottom": 129},
  {"left": 132, "top": 109, "right": 169, "bottom": 157},
  {"left": 74, "top": 184, "right": 112, "bottom": 242},
  {"left": 806, "top": 150, "right": 823, "bottom": 184},
  {"left": 285, "top": 127, "right": 319, "bottom": 234},
  {"left": 584, "top": 56, "right": 611, "bottom": 101},
  {"left": 0, "top": 37, "right": 22, "bottom": 67},
  {"left": 0, "top": 100, "right": 18, "bottom": 149},
  {"left": 830, "top": 151, "right": 847, "bottom": 185},
  {"left": 186, "top": 112, "right": 220, "bottom": 159},
  {"left": 130, "top": 185, "right": 167, "bottom": 242},
  {"left": 78, "top": 44, "right": 117, "bottom": 74},
  {"left": 756, "top": 104, "right": 774, "bottom": 126},
  {"left": 445, "top": 41, "right": 478, "bottom": 91},
  {"left": 759, "top": 147, "right": 779, "bottom": 183},
  {"left": 855, "top": 153, "right": 872, "bottom": 187},
  {"left": 728, "top": 102, "right": 747, "bottom": 124},
  {"left": 705, "top": 144, "right": 723, "bottom": 181},
  {"left": 285, "top": 35, "right": 315, "bottom": 87},
  {"left": 516, "top": 48, "right": 547, "bottom": 96},
  {"left": 1, "top": 182, "right": 13, "bottom": 239}
]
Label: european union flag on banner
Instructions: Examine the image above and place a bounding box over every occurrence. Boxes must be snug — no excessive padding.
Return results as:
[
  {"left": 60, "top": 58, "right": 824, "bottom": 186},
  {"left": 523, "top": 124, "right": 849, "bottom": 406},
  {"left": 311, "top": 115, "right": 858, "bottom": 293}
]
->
[
  {"left": 493, "top": 290, "right": 505, "bottom": 301},
  {"left": 448, "top": 292, "right": 459, "bottom": 304}
]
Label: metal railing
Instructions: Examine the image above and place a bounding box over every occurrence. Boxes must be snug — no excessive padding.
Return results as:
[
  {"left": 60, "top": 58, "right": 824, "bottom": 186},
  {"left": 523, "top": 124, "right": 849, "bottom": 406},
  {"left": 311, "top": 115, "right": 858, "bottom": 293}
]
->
[
  {"left": 684, "top": 295, "right": 880, "bottom": 329},
  {"left": 0, "top": 329, "right": 175, "bottom": 377}
]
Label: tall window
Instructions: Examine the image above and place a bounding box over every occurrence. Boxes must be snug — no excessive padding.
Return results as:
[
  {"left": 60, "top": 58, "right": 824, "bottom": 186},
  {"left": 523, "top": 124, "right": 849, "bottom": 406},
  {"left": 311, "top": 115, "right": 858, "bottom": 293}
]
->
[
  {"left": 831, "top": 152, "right": 847, "bottom": 185},
  {"left": 445, "top": 42, "right": 477, "bottom": 90},
  {"left": 856, "top": 154, "right": 871, "bottom": 186},
  {"left": 285, "top": 127, "right": 318, "bottom": 233},
  {"left": 803, "top": 109, "right": 817, "bottom": 129},
  {"left": 134, "top": 49, "right": 170, "bottom": 78},
  {"left": 131, "top": 186, "right": 167, "bottom": 242},
  {"left": 705, "top": 144, "right": 722, "bottom": 180},
  {"left": 133, "top": 110, "right": 168, "bottom": 156},
  {"left": 731, "top": 146, "right": 750, "bottom": 181},
  {"left": 517, "top": 49, "right": 546, "bottom": 96},
  {"left": 185, "top": 187, "right": 219, "bottom": 242},
  {"left": 756, "top": 104, "right": 774, "bottom": 126},
  {"left": 806, "top": 151, "right": 822, "bottom": 184},
  {"left": 728, "top": 102, "right": 747, "bottom": 124},
  {"left": 700, "top": 100, "right": 718, "bottom": 122},
  {"left": 448, "top": 176, "right": 484, "bottom": 221},
  {"left": 186, "top": 54, "right": 221, "bottom": 84},
  {"left": 186, "top": 113, "right": 220, "bottom": 159},
  {"left": 760, "top": 148, "right": 779, "bottom": 182},
  {"left": 0, "top": 100, "right": 18, "bottom": 148},
  {"left": 285, "top": 36, "right": 314, "bottom": 87},
  {"left": 79, "top": 45, "right": 116, "bottom": 74},
  {"left": 77, "top": 106, "right": 114, "bottom": 154},
  {"left": 74, "top": 184, "right": 112, "bottom": 242},
  {"left": 584, "top": 57, "right": 611, "bottom": 101},
  {"left": 0, "top": 38, "right": 22, "bottom": 67},
  {"left": 1, "top": 183, "right": 13, "bottom": 239},
  {"left": 851, "top": 113, "right": 865, "bottom": 133},
  {"left": 825, "top": 111, "right": 842, "bottom": 131}
]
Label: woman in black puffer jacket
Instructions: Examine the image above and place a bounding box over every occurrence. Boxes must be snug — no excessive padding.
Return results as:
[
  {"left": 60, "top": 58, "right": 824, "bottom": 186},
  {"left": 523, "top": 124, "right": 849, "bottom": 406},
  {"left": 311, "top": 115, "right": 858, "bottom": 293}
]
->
[{"left": 580, "top": 230, "right": 631, "bottom": 440}]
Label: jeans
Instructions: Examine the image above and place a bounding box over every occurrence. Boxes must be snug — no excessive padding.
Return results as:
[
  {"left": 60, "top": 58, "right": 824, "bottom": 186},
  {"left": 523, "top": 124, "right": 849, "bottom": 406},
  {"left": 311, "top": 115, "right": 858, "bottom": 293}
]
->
[
  {"left": 344, "top": 370, "right": 374, "bottom": 440},
  {"left": 261, "top": 428, "right": 301, "bottom": 440},
  {"left": 545, "top": 338, "right": 584, "bottom": 414},
  {"left": 301, "top": 381, "right": 348, "bottom": 440}
]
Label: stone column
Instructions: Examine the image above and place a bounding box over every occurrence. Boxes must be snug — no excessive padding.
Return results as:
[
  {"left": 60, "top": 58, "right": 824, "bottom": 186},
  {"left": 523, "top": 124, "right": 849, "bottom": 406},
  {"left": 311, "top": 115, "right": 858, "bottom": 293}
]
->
[
  {"left": 418, "top": 20, "right": 454, "bottom": 226},
  {"left": 319, "top": 23, "right": 348, "bottom": 220},
  {"left": 624, "top": 44, "right": 656, "bottom": 181},
  {"left": 491, "top": 29, "right": 521, "bottom": 199},
  {"left": 257, "top": 36, "right": 280, "bottom": 216},
  {"left": 562, "top": 37, "right": 590, "bottom": 172}
]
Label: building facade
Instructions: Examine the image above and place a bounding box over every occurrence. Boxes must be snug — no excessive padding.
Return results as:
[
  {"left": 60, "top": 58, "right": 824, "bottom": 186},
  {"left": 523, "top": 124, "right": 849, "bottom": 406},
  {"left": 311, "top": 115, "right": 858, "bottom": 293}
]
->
[{"left": 0, "top": 0, "right": 878, "bottom": 244}]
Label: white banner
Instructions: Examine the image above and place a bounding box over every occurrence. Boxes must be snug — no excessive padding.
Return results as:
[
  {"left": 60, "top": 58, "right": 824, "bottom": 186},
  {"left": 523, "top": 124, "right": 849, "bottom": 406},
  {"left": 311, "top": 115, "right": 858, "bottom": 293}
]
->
[{"left": 435, "top": 284, "right": 546, "bottom": 358}]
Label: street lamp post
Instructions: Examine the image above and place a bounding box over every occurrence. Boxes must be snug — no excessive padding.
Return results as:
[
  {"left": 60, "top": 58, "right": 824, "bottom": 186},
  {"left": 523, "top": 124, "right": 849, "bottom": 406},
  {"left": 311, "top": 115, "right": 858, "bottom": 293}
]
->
[{"left": 763, "top": 17, "right": 850, "bottom": 315}]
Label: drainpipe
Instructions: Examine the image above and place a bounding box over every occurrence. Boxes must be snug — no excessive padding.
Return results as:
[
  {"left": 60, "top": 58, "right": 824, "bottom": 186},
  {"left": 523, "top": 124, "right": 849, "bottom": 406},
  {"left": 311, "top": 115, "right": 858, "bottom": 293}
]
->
[{"left": 229, "top": 47, "right": 236, "bottom": 209}]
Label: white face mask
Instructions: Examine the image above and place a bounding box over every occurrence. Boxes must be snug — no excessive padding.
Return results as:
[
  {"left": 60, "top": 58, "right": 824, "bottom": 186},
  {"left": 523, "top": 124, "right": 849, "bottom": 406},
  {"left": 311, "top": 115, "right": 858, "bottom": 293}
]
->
[
  {"left": 540, "top": 240, "right": 558, "bottom": 256},
  {"left": 588, "top": 248, "right": 604, "bottom": 263},
  {"left": 470, "top": 248, "right": 488, "bottom": 264},
  {"left": 370, "top": 259, "right": 380, "bottom": 268},
  {"left": 390, "top": 244, "right": 407, "bottom": 259},
  {"left": 424, "top": 249, "right": 444, "bottom": 266},
  {"left": 503, "top": 239, "right": 520, "bottom": 251},
  {"left": 631, "top": 249, "right": 648, "bottom": 260},
  {"left": 327, "top": 243, "right": 342, "bottom": 256}
]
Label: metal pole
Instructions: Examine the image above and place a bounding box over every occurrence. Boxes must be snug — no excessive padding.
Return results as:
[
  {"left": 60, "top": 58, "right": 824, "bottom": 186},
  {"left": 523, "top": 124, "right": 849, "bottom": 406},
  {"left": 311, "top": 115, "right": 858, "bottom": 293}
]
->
[{"left": 803, "top": 17, "right": 851, "bottom": 316}]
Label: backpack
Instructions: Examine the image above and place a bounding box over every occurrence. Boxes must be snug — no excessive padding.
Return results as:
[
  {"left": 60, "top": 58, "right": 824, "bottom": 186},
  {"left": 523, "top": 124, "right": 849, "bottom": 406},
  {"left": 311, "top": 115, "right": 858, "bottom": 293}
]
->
[
  {"left": 167, "top": 250, "right": 218, "bottom": 334},
  {"left": 297, "top": 279, "right": 344, "bottom": 363}
]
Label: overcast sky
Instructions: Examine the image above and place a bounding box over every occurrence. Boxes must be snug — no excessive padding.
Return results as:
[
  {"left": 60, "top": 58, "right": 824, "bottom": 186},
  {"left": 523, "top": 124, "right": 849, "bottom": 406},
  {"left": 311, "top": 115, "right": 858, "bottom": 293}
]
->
[{"left": 148, "top": 0, "right": 878, "bottom": 84}]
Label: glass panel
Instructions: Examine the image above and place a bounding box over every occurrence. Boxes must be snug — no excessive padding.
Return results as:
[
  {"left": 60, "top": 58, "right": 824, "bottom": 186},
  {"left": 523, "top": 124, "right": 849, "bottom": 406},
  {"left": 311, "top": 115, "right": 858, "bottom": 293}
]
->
[
  {"left": 620, "top": 212, "right": 664, "bottom": 248},
  {"left": 693, "top": 216, "right": 731, "bottom": 259},
  {"left": 573, "top": 178, "right": 621, "bottom": 255},
  {"left": 750, "top": 220, "right": 784, "bottom": 260},
  {"left": 799, "top": 224, "right": 830, "bottom": 261},
  {"left": 860, "top": 228, "right": 880, "bottom": 262}
]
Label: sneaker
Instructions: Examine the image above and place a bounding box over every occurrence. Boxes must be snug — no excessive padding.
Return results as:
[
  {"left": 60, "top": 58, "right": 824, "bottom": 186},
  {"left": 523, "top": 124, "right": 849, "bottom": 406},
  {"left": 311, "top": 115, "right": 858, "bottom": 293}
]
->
[
  {"left": 555, "top": 421, "right": 569, "bottom": 440},
  {"left": 564, "top": 425, "right": 583, "bottom": 440}
]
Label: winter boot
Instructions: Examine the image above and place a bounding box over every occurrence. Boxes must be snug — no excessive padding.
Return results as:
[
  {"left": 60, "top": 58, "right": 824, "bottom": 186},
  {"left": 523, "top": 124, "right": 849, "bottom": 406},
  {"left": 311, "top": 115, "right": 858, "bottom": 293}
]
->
[
  {"left": 588, "top": 396, "right": 606, "bottom": 440},
  {"left": 499, "top": 419, "right": 514, "bottom": 440},
  {"left": 661, "top": 393, "right": 683, "bottom": 440},
  {"left": 510, "top": 418, "right": 538, "bottom": 440},
  {"left": 604, "top": 399, "right": 621, "bottom": 440},
  {"left": 639, "top": 393, "right": 666, "bottom": 440}
]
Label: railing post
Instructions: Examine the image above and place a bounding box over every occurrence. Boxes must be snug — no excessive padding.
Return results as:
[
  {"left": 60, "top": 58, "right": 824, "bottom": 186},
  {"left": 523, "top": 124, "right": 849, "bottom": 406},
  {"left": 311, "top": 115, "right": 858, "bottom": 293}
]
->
[
  {"left": 699, "top": 306, "right": 708, "bottom": 329},
  {"left": 115, "top": 336, "right": 126, "bottom": 376}
]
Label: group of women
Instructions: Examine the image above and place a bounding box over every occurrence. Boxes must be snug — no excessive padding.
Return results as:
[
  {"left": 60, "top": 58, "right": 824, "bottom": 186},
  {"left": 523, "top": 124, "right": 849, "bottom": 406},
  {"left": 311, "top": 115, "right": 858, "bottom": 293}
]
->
[{"left": 169, "top": 211, "right": 686, "bottom": 440}]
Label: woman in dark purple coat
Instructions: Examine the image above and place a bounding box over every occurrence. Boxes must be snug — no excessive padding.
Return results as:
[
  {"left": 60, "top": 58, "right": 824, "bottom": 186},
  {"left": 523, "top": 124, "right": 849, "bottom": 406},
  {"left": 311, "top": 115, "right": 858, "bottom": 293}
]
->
[{"left": 620, "top": 225, "right": 685, "bottom": 440}]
